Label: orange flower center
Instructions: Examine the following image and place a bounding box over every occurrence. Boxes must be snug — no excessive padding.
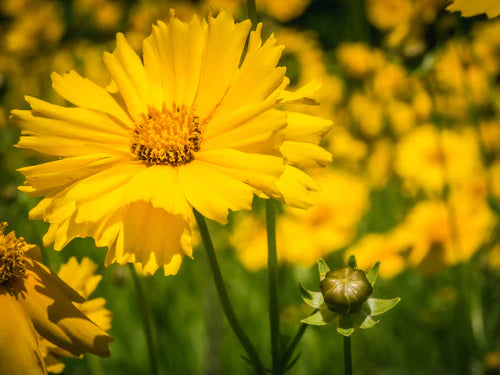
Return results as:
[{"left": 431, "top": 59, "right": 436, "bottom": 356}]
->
[
  {"left": 0, "top": 222, "right": 27, "bottom": 285},
  {"left": 131, "top": 103, "right": 205, "bottom": 166}
]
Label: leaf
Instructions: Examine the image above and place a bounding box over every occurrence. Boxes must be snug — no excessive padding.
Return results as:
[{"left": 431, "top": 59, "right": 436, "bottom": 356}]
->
[
  {"left": 318, "top": 258, "right": 330, "bottom": 281},
  {"left": 357, "top": 314, "right": 379, "bottom": 329},
  {"left": 299, "top": 284, "right": 324, "bottom": 308},
  {"left": 301, "top": 308, "right": 335, "bottom": 326},
  {"left": 347, "top": 255, "right": 357, "bottom": 269},
  {"left": 367, "top": 297, "right": 401, "bottom": 316},
  {"left": 284, "top": 353, "right": 301, "bottom": 372},
  {"left": 337, "top": 327, "right": 355, "bottom": 337},
  {"left": 365, "top": 262, "right": 380, "bottom": 287}
]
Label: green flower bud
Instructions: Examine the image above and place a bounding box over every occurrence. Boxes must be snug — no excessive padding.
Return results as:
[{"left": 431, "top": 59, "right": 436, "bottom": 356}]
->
[{"left": 320, "top": 266, "right": 373, "bottom": 315}]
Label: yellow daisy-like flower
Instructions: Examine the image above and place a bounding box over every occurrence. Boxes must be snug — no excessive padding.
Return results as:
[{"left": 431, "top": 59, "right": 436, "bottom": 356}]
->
[
  {"left": 39, "top": 256, "right": 112, "bottom": 374},
  {"left": 0, "top": 222, "right": 112, "bottom": 375},
  {"left": 13, "top": 10, "right": 332, "bottom": 276}
]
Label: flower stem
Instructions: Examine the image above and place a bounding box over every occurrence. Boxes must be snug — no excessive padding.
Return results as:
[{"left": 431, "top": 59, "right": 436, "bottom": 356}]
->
[
  {"left": 266, "top": 199, "right": 281, "bottom": 375},
  {"left": 280, "top": 323, "right": 308, "bottom": 369},
  {"left": 343, "top": 335, "right": 353, "bottom": 375},
  {"left": 194, "top": 209, "right": 266, "bottom": 375},
  {"left": 128, "top": 264, "right": 159, "bottom": 375},
  {"left": 247, "top": 0, "right": 257, "bottom": 26}
]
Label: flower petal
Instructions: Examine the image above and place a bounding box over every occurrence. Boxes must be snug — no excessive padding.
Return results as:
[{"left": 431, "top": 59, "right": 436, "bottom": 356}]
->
[{"left": 0, "top": 293, "right": 47, "bottom": 375}]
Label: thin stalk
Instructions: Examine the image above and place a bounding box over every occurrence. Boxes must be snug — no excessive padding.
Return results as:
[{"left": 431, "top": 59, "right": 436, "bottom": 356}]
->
[
  {"left": 266, "top": 199, "right": 281, "bottom": 375},
  {"left": 247, "top": 0, "right": 257, "bottom": 26},
  {"left": 280, "top": 323, "right": 309, "bottom": 369},
  {"left": 194, "top": 209, "right": 266, "bottom": 375},
  {"left": 343, "top": 335, "right": 353, "bottom": 375},
  {"left": 128, "top": 264, "right": 159, "bottom": 375}
]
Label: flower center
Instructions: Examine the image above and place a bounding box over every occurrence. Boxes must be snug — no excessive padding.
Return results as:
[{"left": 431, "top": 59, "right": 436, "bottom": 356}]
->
[
  {"left": 0, "top": 222, "right": 28, "bottom": 285},
  {"left": 131, "top": 103, "right": 205, "bottom": 166}
]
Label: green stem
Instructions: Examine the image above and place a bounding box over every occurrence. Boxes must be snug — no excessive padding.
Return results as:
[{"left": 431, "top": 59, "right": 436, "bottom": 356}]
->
[
  {"left": 128, "top": 264, "right": 159, "bottom": 375},
  {"left": 266, "top": 199, "right": 281, "bottom": 375},
  {"left": 343, "top": 335, "right": 353, "bottom": 375},
  {"left": 194, "top": 209, "right": 266, "bottom": 375},
  {"left": 280, "top": 323, "right": 308, "bottom": 369},
  {"left": 247, "top": 0, "right": 257, "bottom": 26}
]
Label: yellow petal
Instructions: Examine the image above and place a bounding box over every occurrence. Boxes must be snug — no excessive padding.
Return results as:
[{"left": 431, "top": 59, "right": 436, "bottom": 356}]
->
[
  {"left": 106, "top": 201, "right": 193, "bottom": 275},
  {"left": 447, "top": 0, "right": 500, "bottom": 18},
  {"left": 196, "top": 148, "right": 284, "bottom": 198},
  {"left": 57, "top": 257, "right": 101, "bottom": 298},
  {"left": 280, "top": 141, "right": 332, "bottom": 168},
  {"left": 123, "top": 165, "right": 191, "bottom": 217},
  {"left": 274, "top": 165, "right": 320, "bottom": 209},
  {"left": 278, "top": 80, "right": 321, "bottom": 105},
  {"left": 103, "top": 33, "right": 150, "bottom": 120},
  {"left": 51, "top": 70, "right": 131, "bottom": 125},
  {"left": 15, "top": 260, "right": 113, "bottom": 357},
  {"left": 194, "top": 11, "right": 251, "bottom": 117},
  {"left": 0, "top": 293, "right": 47, "bottom": 375},
  {"left": 179, "top": 159, "right": 254, "bottom": 224},
  {"left": 284, "top": 112, "right": 333, "bottom": 143}
]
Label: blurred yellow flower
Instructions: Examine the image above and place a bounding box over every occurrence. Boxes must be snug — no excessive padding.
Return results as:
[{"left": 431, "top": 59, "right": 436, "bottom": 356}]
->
[
  {"left": 336, "top": 42, "right": 384, "bottom": 78},
  {"left": 0, "top": 222, "right": 112, "bottom": 375},
  {"left": 367, "top": 138, "right": 394, "bottom": 188},
  {"left": 345, "top": 231, "right": 409, "bottom": 278},
  {"left": 387, "top": 100, "right": 415, "bottom": 135},
  {"left": 447, "top": 0, "right": 500, "bottom": 18},
  {"left": 349, "top": 93, "right": 384, "bottom": 137},
  {"left": 39, "top": 257, "right": 112, "bottom": 373},
  {"left": 257, "top": 0, "right": 312, "bottom": 22},
  {"left": 13, "top": 11, "right": 332, "bottom": 276},
  {"left": 395, "top": 125, "right": 483, "bottom": 194},
  {"left": 366, "top": 0, "right": 412, "bottom": 46},
  {"left": 398, "top": 197, "right": 495, "bottom": 272},
  {"left": 231, "top": 169, "right": 369, "bottom": 270}
]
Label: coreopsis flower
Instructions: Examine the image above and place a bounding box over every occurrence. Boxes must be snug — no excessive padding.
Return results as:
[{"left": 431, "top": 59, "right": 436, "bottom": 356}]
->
[
  {"left": 447, "top": 0, "right": 500, "bottom": 18},
  {"left": 39, "top": 257, "right": 112, "bottom": 373},
  {"left": 0, "top": 222, "right": 112, "bottom": 375},
  {"left": 13, "top": 10, "right": 332, "bottom": 276}
]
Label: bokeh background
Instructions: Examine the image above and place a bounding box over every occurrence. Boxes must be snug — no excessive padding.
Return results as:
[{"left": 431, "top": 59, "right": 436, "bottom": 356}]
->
[{"left": 1, "top": 0, "right": 500, "bottom": 374}]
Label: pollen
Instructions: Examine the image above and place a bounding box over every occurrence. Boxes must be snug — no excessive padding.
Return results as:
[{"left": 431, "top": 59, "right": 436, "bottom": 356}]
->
[
  {"left": 0, "top": 222, "right": 30, "bottom": 285},
  {"left": 131, "top": 103, "right": 205, "bottom": 166}
]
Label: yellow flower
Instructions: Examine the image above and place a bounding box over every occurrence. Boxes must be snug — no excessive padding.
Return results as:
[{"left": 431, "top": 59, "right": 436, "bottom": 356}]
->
[
  {"left": 447, "top": 0, "right": 500, "bottom": 18},
  {"left": 395, "top": 125, "right": 483, "bottom": 194},
  {"left": 0, "top": 222, "right": 112, "bottom": 375},
  {"left": 13, "top": 11, "right": 332, "bottom": 276},
  {"left": 349, "top": 93, "right": 384, "bottom": 137},
  {"left": 336, "top": 42, "right": 385, "bottom": 78},
  {"left": 257, "top": 0, "right": 312, "bottom": 22},
  {"left": 398, "top": 197, "right": 495, "bottom": 272},
  {"left": 367, "top": 138, "right": 394, "bottom": 188},
  {"left": 39, "top": 257, "right": 112, "bottom": 373},
  {"left": 345, "top": 231, "right": 410, "bottom": 279}
]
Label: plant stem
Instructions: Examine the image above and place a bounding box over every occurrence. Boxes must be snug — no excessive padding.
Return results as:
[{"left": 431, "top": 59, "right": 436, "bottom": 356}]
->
[
  {"left": 281, "top": 323, "right": 308, "bottom": 369},
  {"left": 128, "top": 264, "right": 159, "bottom": 375},
  {"left": 266, "top": 199, "right": 281, "bottom": 375},
  {"left": 194, "top": 209, "right": 266, "bottom": 375},
  {"left": 247, "top": 0, "right": 257, "bottom": 26},
  {"left": 344, "top": 335, "right": 352, "bottom": 375}
]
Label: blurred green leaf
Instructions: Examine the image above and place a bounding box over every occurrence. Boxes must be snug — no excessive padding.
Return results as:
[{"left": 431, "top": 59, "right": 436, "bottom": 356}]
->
[{"left": 347, "top": 255, "right": 357, "bottom": 269}]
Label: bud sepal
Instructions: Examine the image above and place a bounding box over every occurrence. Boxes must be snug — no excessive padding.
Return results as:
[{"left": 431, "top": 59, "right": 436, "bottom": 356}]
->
[{"left": 300, "top": 257, "right": 400, "bottom": 336}]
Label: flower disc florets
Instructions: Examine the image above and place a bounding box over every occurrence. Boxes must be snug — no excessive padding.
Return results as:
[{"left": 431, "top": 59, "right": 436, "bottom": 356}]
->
[
  {"left": 0, "top": 222, "right": 30, "bottom": 285},
  {"left": 131, "top": 103, "right": 205, "bottom": 166}
]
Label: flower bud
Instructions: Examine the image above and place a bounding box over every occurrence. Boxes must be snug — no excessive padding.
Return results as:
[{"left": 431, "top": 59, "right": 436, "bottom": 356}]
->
[{"left": 320, "top": 266, "right": 373, "bottom": 315}]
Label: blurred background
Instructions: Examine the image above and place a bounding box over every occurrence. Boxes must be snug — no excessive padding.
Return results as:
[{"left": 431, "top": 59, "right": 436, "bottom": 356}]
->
[{"left": 1, "top": 0, "right": 500, "bottom": 374}]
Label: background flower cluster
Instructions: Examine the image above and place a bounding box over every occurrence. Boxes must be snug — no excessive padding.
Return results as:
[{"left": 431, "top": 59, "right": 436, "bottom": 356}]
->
[{"left": 1, "top": 0, "right": 499, "bottom": 374}]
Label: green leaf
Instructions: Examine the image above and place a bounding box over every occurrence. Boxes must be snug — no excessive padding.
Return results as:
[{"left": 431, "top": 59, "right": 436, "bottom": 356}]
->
[
  {"left": 357, "top": 313, "right": 379, "bottom": 329},
  {"left": 347, "top": 255, "right": 357, "bottom": 269},
  {"left": 367, "top": 297, "right": 401, "bottom": 316},
  {"left": 318, "top": 259, "right": 330, "bottom": 281},
  {"left": 299, "top": 284, "right": 324, "bottom": 308},
  {"left": 365, "top": 262, "right": 380, "bottom": 287},
  {"left": 336, "top": 327, "right": 355, "bottom": 336},
  {"left": 301, "top": 308, "right": 335, "bottom": 326}
]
